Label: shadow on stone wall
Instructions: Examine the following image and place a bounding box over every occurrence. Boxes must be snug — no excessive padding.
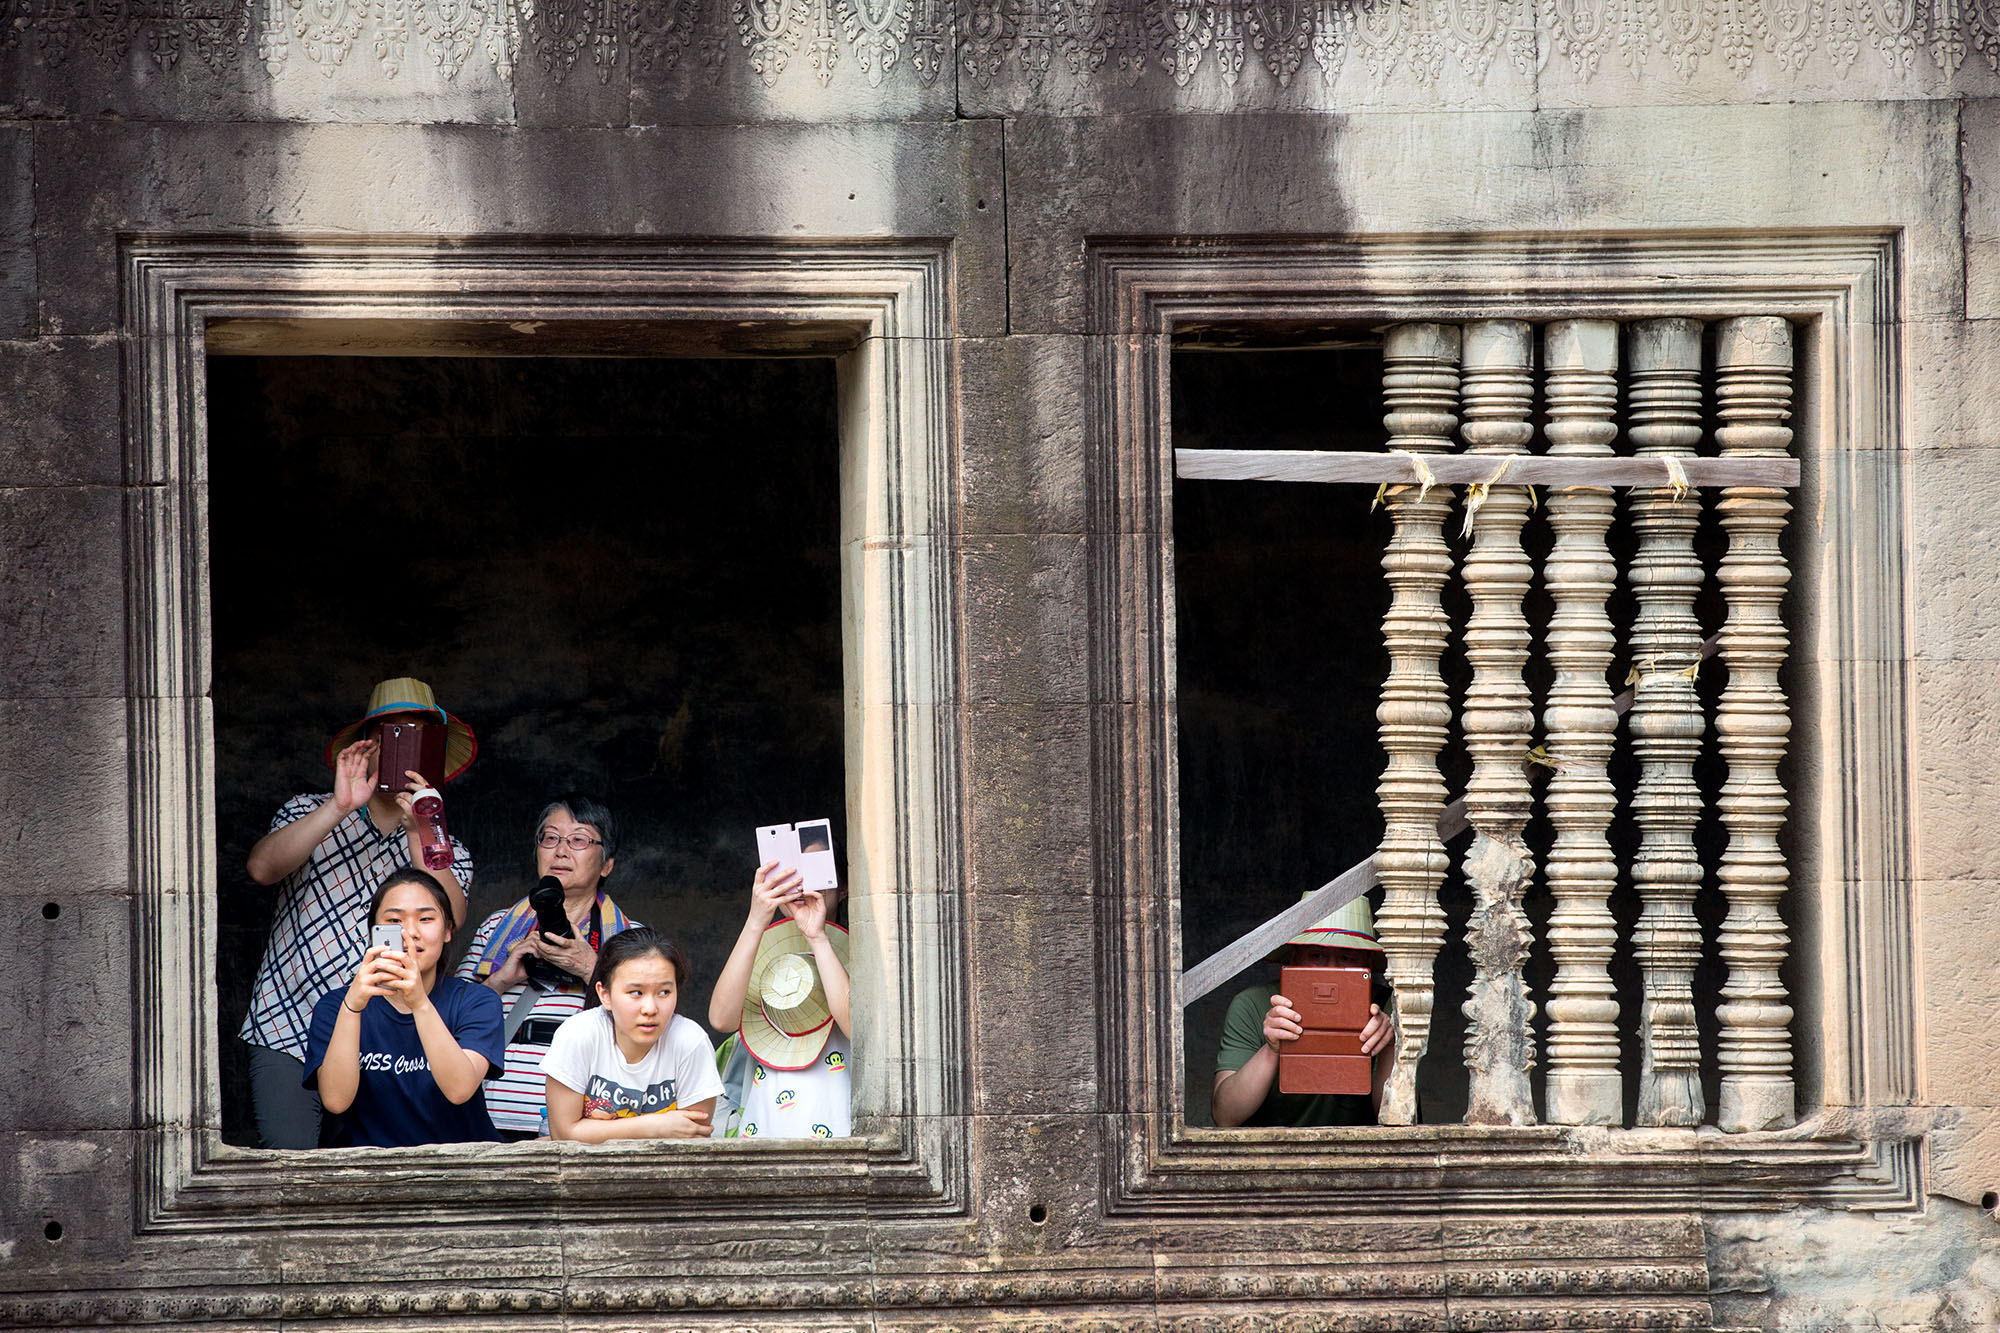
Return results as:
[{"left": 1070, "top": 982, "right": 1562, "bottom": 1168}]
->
[{"left": 207, "top": 354, "right": 843, "bottom": 1145}]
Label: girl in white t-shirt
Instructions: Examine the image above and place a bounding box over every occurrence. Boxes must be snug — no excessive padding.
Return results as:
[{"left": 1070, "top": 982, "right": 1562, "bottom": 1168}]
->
[{"left": 541, "top": 928, "right": 722, "bottom": 1141}]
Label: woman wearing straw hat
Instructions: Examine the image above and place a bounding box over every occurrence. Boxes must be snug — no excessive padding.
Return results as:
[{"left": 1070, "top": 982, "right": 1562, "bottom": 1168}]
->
[
  {"left": 1210, "top": 895, "right": 1397, "bottom": 1128},
  {"left": 707, "top": 858, "right": 851, "bottom": 1139},
  {"left": 239, "top": 677, "right": 478, "bottom": 1150}
]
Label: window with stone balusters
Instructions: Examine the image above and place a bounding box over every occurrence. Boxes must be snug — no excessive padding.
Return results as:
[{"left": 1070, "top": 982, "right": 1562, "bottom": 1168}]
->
[{"left": 1171, "top": 317, "right": 1806, "bottom": 1133}]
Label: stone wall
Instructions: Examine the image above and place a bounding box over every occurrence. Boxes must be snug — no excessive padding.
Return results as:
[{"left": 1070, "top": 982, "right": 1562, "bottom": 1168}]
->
[{"left": 4, "top": 2, "right": 2000, "bottom": 1327}]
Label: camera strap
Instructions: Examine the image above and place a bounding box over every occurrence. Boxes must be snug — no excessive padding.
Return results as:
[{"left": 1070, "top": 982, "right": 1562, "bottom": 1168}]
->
[{"left": 503, "top": 980, "right": 545, "bottom": 1045}]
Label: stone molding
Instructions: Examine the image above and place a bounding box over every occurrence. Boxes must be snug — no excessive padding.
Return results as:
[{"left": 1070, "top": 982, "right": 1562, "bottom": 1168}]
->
[
  {"left": 1086, "top": 232, "right": 1919, "bottom": 1216},
  {"left": 4, "top": 0, "right": 1999, "bottom": 93},
  {"left": 119, "top": 236, "right": 967, "bottom": 1231}
]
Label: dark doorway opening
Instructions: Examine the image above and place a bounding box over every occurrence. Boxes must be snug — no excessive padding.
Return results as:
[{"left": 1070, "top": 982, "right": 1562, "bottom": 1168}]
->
[{"left": 207, "top": 354, "right": 845, "bottom": 1146}]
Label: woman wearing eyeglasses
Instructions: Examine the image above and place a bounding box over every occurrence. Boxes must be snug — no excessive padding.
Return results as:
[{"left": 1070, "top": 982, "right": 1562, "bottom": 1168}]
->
[{"left": 453, "top": 793, "right": 640, "bottom": 1140}]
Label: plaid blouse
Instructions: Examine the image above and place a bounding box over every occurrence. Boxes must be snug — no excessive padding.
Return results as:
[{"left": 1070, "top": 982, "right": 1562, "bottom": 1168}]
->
[{"left": 238, "top": 793, "right": 474, "bottom": 1060}]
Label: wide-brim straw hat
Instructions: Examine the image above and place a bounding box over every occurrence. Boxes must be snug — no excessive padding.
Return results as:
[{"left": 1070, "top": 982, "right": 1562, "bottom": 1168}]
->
[
  {"left": 323, "top": 677, "right": 478, "bottom": 784},
  {"left": 740, "top": 917, "right": 850, "bottom": 1070},
  {"left": 1282, "top": 893, "right": 1385, "bottom": 953}
]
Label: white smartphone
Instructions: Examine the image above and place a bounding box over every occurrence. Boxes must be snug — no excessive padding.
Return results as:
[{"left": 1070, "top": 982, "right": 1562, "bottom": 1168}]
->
[
  {"left": 370, "top": 922, "right": 405, "bottom": 955},
  {"left": 792, "top": 818, "right": 839, "bottom": 894},
  {"left": 756, "top": 823, "right": 802, "bottom": 882}
]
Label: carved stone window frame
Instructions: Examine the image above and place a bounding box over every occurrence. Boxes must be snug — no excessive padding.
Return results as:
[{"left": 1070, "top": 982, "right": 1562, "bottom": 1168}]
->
[
  {"left": 1088, "top": 233, "right": 1920, "bottom": 1214},
  {"left": 124, "top": 237, "right": 967, "bottom": 1230}
]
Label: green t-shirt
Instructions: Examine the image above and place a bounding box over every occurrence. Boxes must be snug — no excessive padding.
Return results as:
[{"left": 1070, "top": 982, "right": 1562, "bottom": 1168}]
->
[{"left": 1215, "top": 982, "right": 1377, "bottom": 1128}]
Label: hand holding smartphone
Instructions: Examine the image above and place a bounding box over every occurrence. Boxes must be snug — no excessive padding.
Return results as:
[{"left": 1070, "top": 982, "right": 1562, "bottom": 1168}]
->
[{"left": 755, "top": 819, "right": 838, "bottom": 894}]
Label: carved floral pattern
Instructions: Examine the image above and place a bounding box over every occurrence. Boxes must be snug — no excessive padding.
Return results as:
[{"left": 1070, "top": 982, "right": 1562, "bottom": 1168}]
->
[{"left": 1, "top": 2, "right": 1998, "bottom": 122}]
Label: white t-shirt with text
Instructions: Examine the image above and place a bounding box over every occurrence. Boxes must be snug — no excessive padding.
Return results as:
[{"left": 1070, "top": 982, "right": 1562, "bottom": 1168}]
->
[{"left": 541, "top": 1008, "right": 723, "bottom": 1121}]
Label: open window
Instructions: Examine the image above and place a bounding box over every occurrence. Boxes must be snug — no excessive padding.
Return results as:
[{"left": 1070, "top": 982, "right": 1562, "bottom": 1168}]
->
[
  {"left": 1089, "top": 234, "right": 1921, "bottom": 1214},
  {"left": 123, "top": 240, "right": 966, "bottom": 1225}
]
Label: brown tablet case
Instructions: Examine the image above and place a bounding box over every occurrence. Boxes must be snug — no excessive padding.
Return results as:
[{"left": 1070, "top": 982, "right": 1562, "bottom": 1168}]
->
[{"left": 1277, "top": 965, "right": 1374, "bottom": 1096}]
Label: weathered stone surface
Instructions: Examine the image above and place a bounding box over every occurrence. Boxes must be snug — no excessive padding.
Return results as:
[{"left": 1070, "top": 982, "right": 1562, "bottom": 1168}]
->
[
  {"left": 1908, "top": 320, "right": 2000, "bottom": 452},
  {"left": 1969, "top": 98, "right": 2000, "bottom": 322},
  {"left": 963, "top": 701, "right": 1093, "bottom": 897},
  {"left": 0, "top": 486, "right": 124, "bottom": 697},
  {"left": 0, "top": 131, "right": 33, "bottom": 340},
  {"left": 0, "top": 338, "right": 121, "bottom": 486},
  {"left": 1707, "top": 1203, "right": 2000, "bottom": 1332},
  {"left": 1910, "top": 448, "right": 2000, "bottom": 660},
  {"left": 32, "top": 119, "right": 1006, "bottom": 336},
  {"left": 969, "top": 891, "right": 1097, "bottom": 1115},
  {"left": 1006, "top": 102, "right": 1962, "bottom": 334},
  {"left": 0, "top": 697, "right": 128, "bottom": 893},
  {"left": 0, "top": 1131, "right": 137, "bottom": 1268},
  {"left": 1932, "top": 1107, "right": 2000, "bottom": 1207},
  {"left": 961, "top": 535, "right": 1088, "bottom": 705},
  {"left": 1912, "top": 661, "right": 2000, "bottom": 884},
  {"left": 0, "top": 895, "right": 133, "bottom": 1133},
  {"left": 957, "top": 336, "right": 1088, "bottom": 538},
  {"left": 1915, "top": 874, "right": 2000, "bottom": 1109}
]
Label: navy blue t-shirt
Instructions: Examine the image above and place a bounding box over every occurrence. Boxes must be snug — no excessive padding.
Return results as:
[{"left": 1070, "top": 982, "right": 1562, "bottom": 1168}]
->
[{"left": 303, "top": 976, "right": 508, "bottom": 1147}]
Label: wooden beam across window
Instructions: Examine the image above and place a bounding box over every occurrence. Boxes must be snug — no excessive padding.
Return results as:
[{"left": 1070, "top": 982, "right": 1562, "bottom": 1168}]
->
[{"left": 1174, "top": 449, "right": 1800, "bottom": 489}]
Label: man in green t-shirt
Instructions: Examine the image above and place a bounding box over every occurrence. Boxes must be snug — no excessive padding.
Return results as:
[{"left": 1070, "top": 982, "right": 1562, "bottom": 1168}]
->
[{"left": 1212, "top": 897, "right": 1396, "bottom": 1128}]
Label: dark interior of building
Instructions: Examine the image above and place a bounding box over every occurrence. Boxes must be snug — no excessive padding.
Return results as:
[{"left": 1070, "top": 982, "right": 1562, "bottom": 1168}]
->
[{"left": 206, "top": 354, "right": 846, "bottom": 1145}]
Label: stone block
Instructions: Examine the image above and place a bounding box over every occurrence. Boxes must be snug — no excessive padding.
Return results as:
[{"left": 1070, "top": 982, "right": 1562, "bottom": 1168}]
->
[
  {"left": 1915, "top": 875, "right": 2000, "bottom": 1108},
  {"left": 0, "top": 338, "right": 122, "bottom": 486},
  {"left": 1912, "top": 660, "right": 2000, "bottom": 883},
  {"left": 0, "top": 894, "right": 135, "bottom": 1132},
  {"left": 1707, "top": 1203, "right": 2000, "bottom": 1333},
  {"left": 1907, "top": 319, "right": 2000, "bottom": 452},
  {"left": 0, "top": 485, "right": 125, "bottom": 697},
  {"left": 0, "top": 1130, "right": 137, "bottom": 1267},
  {"left": 1909, "top": 447, "right": 2000, "bottom": 660},
  {"left": 0, "top": 697, "right": 129, "bottom": 894},
  {"left": 968, "top": 891, "right": 1098, "bottom": 1116},
  {"left": 957, "top": 336, "right": 1088, "bottom": 538},
  {"left": 1006, "top": 102, "right": 1962, "bottom": 334},
  {"left": 0, "top": 130, "right": 33, "bottom": 339},
  {"left": 963, "top": 701, "right": 1094, "bottom": 897},
  {"left": 1932, "top": 1107, "right": 2000, "bottom": 1207},
  {"left": 961, "top": 534, "right": 1088, "bottom": 705},
  {"left": 967, "top": 1113, "right": 1128, "bottom": 1259},
  {"left": 32, "top": 119, "right": 1007, "bottom": 337},
  {"left": 1970, "top": 98, "right": 2000, "bottom": 321}
]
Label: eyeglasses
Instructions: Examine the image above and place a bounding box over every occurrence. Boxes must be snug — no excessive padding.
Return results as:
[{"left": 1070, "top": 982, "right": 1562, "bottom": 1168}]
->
[{"left": 536, "top": 830, "right": 603, "bottom": 853}]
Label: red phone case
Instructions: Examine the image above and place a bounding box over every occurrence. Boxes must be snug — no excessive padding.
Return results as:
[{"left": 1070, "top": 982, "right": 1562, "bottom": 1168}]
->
[
  {"left": 1276, "top": 965, "right": 1375, "bottom": 1097},
  {"left": 375, "top": 722, "right": 446, "bottom": 791}
]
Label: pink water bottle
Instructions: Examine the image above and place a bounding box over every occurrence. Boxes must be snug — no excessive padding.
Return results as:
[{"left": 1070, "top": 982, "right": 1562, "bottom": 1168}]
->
[{"left": 411, "top": 785, "right": 452, "bottom": 872}]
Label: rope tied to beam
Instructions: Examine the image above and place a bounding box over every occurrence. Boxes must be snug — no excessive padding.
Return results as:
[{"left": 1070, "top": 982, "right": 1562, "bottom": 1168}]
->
[{"left": 1371, "top": 449, "right": 1442, "bottom": 511}]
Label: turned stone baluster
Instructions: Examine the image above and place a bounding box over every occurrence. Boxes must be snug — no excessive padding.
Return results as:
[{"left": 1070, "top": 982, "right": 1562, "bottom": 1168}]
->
[
  {"left": 1540, "top": 320, "right": 1623, "bottom": 1126},
  {"left": 1714, "top": 316, "right": 1797, "bottom": 1134},
  {"left": 1372, "top": 322, "right": 1460, "bottom": 1127},
  {"left": 1458, "top": 319, "right": 1538, "bottom": 1127},
  {"left": 1625, "top": 318, "right": 1707, "bottom": 1128}
]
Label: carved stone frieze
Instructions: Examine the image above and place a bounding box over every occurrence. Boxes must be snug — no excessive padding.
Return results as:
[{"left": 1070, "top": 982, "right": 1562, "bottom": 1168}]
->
[{"left": 3, "top": 0, "right": 1999, "bottom": 89}]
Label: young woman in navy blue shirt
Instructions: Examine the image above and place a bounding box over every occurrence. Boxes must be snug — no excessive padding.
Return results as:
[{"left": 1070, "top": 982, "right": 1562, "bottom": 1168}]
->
[{"left": 304, "top": 867, "right": 507, "bottom": 1146}]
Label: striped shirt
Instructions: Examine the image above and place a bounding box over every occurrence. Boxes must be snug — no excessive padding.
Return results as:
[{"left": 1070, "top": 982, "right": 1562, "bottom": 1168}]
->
[
  {"left": 239, "top": 793, "right": 474, "bottom": 1060},
  {"left": 453, "top": 904, "right": 644, "bottom": 1135}
]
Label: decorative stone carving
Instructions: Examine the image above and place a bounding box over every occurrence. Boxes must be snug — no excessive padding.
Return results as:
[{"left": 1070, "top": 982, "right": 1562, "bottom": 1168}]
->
[
  {"left": 1624, "top": 317, "right": 1708, "bottom": 1129},
  {"left": 1713, "top": 314, "right": 1796, "bottom": 1135},
  {"left": 1539, "top": 319, "right": 1623, "bottom": 1127},
  {"left": 1371, "top": 321, "right": 1461, "bottom": 1128},
  {"left": 7, "top": 0, "right": 2000, "bottom": 88},
  {"left": 1456, "top": 318, "right": 1538, "bottom": 1128}
]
